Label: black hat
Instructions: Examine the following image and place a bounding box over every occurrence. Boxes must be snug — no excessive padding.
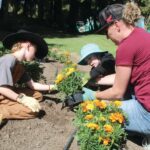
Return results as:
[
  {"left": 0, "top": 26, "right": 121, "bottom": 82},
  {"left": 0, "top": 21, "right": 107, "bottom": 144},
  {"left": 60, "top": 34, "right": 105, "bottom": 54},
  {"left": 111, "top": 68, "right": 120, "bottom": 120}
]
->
[
  {"left": 2, "top": 30, "right": 48, "bottom": 59},
  {"left": 97, "top": 4, "right": 124, "bottom": 32}
]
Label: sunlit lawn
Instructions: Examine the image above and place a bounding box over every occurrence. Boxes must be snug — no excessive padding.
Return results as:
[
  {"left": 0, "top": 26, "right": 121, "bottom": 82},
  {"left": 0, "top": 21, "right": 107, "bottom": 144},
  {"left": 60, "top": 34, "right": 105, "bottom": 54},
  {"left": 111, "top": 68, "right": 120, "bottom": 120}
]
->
[
  {"left": 45, "top": 34, "right": 116, "bottom": 56},
  {"left": 0, "top": 34, "right": 116, "bottom": 56}
]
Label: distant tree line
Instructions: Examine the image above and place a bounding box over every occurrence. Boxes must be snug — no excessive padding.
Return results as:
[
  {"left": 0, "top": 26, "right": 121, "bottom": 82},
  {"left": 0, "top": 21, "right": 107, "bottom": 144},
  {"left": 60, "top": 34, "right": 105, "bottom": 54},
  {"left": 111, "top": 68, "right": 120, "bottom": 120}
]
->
[{"left": 0, "top": 0, "right": 149, "bottom": 32}]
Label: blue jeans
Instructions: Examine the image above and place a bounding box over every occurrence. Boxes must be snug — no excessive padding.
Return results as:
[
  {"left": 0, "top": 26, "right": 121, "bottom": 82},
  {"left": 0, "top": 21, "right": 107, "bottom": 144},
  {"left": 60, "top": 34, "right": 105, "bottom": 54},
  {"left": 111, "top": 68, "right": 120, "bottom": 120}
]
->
[
  {"left": 83, "top": 88, "right": 150, "bottom": 135},
  {"left": 120, "top": 97, "right": 150, "bottom": 136}
]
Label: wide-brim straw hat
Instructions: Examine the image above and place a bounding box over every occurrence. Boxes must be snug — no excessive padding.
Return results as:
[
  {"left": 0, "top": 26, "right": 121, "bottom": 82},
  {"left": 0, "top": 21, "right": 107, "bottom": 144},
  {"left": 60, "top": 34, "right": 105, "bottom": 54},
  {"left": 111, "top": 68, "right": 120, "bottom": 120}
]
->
[{"left": 2, "top": 30, "right": 48, "bottom": 59}]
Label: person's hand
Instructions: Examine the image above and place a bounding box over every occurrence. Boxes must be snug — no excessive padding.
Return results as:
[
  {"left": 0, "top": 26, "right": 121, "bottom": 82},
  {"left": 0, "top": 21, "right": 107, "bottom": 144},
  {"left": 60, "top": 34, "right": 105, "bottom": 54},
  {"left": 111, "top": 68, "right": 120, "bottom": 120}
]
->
[
  {"left": 83, "top": 87, "right": 96, "bottom": 100},
  {"left": 65, "top": 92, "right": 83, "bottom": 108},
  {"left": 17, "top": 94, "right": 41, "bottom": 112},
  {"left": 49, "top": 84, "right": 58, "bottom": 91}
]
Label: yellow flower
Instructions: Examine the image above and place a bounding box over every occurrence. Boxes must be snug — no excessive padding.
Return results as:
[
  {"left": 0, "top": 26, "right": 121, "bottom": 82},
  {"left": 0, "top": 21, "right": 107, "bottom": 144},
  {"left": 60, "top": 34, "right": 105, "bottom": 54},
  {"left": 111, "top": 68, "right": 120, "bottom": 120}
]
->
[
  {"left": 64, "top": 51, "right": 70, "bottom": 57},
  {"left": 84, "top": 114, "right": 94, "bottom": 120},
  {"left": 113, "top": 100, "right": 122, "bottom": 107},
  {"left": 71, "top": 63, "right": 77, "bottom": 68},
  {"left": 55, "top": 74, "right": 64, "bottom": 84},
  {"left": 109, "top": 112, "right": 124, "bottom": 123},
  {"left": 103, "top": 138, "right": 111, "bottom": 145},
  {"left": 86, "top": 123, "right": 99, "bottom": 130},
  {"left": 99, "top": 116, "right": 106, "bottom": 122},
  {"left": 81, "top": 101, "right": 95, "bottom": 112},
  {"left": 65, "top": 60, "right": 72, "bottom": 65},
  {"left": 66, "top": 67, "right": 76, "bottom": 76},
  {"left": 98, "top": 136, "right": 103, "bottom": 142},
  {"left": 104, "top": 124, "right": 113, "bottom": 133},
  {"left": 86, "top": 103, "right": 95, "bottom": 111}
]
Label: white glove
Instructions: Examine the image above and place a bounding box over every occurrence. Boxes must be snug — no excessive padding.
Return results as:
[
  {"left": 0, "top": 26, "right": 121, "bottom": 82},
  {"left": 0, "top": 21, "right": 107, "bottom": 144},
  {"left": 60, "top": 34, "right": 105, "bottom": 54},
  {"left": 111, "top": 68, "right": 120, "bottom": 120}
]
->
[
  {"left": 17, "top": 94, "right": 41, "bottom": 112},
  {"left": 49, "top": 84, "right": 58, "bottom": 91}
]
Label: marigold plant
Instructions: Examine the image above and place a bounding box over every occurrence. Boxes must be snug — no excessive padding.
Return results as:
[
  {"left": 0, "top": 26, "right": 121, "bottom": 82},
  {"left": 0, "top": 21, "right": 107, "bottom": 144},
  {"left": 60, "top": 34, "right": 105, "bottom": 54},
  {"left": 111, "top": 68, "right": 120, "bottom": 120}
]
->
[
  {"left": 55, "top": 62, "right": 84, "bottom": 97},
  {"left": 74, "top": 100, "right": 127, "bottom": 150}
]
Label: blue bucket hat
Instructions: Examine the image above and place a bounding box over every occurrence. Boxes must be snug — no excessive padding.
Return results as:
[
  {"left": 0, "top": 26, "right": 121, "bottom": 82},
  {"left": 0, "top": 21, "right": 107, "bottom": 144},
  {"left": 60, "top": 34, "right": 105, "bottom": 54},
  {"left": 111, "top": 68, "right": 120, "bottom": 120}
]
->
[{"left": 78, "top": 43, "right": 107, "bottom": 65}]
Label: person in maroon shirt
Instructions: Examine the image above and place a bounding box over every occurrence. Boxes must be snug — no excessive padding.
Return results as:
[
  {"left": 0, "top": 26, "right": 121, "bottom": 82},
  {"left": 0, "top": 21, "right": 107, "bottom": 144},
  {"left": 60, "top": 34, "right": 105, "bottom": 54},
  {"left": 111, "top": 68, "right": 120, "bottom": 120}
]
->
[{"left": 78, "top": 2, "right": 150, "bottom": 149}]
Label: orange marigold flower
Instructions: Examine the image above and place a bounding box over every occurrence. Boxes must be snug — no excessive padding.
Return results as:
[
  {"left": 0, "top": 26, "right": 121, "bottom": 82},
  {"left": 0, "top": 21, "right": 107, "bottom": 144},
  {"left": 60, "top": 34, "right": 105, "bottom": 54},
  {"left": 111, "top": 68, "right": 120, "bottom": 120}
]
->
[
  {"left": 104, "top": 124, "right": 113, "bottom": 133},
  {"left": 93, "top": 99, "right": 101, "bottom": 107},
  {"left": 103, "top": 138, "right": 111, "bottom": 145},
  {"left": 81, "top": 101, "right": 94, "bottom": 112},
  {"left": 86, "top": 123, "right": 99, "bottom": 130},
  {"left": 96, "top": 101, "right": 107, "bottom": 109},
  {"left": 109, "top": 112, "right": 124, "bottom": 123},
  {"left": 84, "top": 114, "right": 94, "bottom": 120}
]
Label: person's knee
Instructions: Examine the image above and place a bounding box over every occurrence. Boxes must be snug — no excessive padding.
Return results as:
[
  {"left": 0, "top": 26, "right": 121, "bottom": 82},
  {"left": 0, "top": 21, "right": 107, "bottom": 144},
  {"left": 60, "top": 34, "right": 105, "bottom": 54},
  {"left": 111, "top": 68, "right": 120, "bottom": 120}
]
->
[{"left": 33, "top": 91, "right": 43, "bottom": 101}]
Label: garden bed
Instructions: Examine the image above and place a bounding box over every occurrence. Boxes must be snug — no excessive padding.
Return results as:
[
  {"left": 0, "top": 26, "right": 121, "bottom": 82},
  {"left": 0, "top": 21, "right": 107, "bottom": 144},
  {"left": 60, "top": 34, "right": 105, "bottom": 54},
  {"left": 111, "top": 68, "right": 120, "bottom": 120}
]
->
[{"left": 0, "top": 55, "right": 143, "bottom": 150}]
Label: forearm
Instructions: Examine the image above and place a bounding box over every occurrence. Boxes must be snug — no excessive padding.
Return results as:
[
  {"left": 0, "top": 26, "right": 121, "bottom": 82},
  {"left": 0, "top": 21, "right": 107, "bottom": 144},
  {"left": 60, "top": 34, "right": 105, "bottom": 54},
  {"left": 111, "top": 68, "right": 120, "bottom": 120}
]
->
[
  {"left": 28, "top": 82, "right": 49, "bottom": 91},
  {"left": 95, "top": 87, "right": 123, "bottom": 100},
  {"left": 0, "top": 87, "right": 18, "bottom": 101},
  {"left": 97, "top": 74, "right": 115, "bottom": 85}
]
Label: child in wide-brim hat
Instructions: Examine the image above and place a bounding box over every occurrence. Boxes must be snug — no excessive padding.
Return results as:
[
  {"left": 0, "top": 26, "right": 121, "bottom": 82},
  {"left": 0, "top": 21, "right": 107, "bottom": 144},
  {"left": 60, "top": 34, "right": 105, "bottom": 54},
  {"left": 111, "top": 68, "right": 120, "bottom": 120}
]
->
[
  {"left": 78, "top": 43, "right": 115, "bottom": 91},
  {"left": 0, "top": 30, "right": 57, "bottom": 124}
]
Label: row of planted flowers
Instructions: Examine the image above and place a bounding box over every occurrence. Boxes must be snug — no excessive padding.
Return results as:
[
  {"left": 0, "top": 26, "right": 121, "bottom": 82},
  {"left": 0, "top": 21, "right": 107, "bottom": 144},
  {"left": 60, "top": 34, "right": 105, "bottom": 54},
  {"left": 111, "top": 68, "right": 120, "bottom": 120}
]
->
[
  {"left": 54, "top": 56, "right": 127, "bottom": 150},
  {"left": 74, "top": 100, "right": 127, "bottom": 150}
]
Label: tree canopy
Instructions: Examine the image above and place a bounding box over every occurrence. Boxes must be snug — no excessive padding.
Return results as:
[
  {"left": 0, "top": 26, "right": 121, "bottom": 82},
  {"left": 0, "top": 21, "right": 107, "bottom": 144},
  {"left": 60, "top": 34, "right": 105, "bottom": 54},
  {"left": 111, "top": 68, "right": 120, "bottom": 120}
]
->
[{"left": 0, "top": 0, "right": 149, "bottom": 32}]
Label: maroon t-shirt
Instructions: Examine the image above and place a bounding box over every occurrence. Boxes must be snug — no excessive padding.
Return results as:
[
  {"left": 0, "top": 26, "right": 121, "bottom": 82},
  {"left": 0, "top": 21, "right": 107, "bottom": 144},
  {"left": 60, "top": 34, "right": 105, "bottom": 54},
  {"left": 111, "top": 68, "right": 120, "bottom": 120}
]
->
[{"left": 116, "top": 27, "right": 150, "bottom": 111}]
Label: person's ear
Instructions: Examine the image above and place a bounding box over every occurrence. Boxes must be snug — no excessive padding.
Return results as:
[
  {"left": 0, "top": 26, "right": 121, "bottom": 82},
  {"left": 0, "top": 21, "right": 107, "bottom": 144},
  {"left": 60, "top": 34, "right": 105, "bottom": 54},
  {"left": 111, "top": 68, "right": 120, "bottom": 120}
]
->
[{"left": 114, "top": 20, "right": 120, "bottom": 32}]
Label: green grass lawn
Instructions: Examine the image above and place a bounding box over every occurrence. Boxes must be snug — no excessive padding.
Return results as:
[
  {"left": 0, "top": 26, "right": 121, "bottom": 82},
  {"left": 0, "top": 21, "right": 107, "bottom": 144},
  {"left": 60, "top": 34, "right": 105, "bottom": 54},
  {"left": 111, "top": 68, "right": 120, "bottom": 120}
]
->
[
  {"left": 0, "top": 34, "right": 116, "bottom": 56},
  {"left": 45, "top": 34, "right": 116, "bottom": 56}
]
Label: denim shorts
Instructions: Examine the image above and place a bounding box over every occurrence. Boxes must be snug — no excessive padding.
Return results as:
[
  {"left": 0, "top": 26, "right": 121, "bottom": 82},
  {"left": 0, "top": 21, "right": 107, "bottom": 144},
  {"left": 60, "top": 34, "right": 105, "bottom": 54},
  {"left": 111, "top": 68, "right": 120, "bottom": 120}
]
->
[{"left": 120, "top": 97, "right": 150, "bottom": 136}]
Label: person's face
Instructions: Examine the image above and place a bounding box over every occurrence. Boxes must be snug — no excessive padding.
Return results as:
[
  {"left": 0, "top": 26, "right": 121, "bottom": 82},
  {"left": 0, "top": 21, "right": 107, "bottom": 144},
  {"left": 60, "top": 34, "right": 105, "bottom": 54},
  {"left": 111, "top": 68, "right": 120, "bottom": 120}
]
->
[
  {"left": 21, "top": 42, "right": 37, "bottom": 61},
  {"left": 105, "top": 21, "right": 120, "bottom": 45},
  {"left": 87, "top": 55, "right": 101, "bottom": 67}
]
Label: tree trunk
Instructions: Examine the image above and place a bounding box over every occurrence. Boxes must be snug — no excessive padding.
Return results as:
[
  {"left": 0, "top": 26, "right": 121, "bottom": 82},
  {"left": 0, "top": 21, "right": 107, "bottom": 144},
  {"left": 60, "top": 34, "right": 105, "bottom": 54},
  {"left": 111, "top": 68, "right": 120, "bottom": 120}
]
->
[
  {"left": 53, "top": 0, "right": 63, "bottom": 29},
  {"left": 68, "top": 0, "right": 80, "bottom": 32}
]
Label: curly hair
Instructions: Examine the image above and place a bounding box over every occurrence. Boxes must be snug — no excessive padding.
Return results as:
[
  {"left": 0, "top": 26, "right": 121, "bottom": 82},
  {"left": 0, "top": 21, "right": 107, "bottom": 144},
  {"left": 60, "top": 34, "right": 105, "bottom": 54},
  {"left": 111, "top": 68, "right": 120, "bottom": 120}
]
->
[
  {"left": 11, "top": 42, "right": 22, "bottom": 52},
  {"left": 122, "top": 2, "right": 141, "bottom": 25}
]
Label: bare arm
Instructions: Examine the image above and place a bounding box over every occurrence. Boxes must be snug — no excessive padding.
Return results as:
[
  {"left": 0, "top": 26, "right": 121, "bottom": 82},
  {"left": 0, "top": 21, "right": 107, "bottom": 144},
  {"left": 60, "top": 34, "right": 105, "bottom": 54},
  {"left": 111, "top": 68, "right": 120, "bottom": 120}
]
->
[
  {"left": 0, "top": 86, "right": 18, "bottom": 101},
  {"left": 96, "top": 74, "right": 115, "bottom": 85},
  {"left": 26, "top": 79, "right": 50, "bottom": 91},
  {"left": 95, "top": 66, "right": 131, "bottom": 100}
]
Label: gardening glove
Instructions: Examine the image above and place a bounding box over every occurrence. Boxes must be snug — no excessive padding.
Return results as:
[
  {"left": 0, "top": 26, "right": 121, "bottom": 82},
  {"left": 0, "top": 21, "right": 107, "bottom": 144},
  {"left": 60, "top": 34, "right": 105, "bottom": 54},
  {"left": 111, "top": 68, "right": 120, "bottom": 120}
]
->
[
  {"left": 64, "top": 88, "right": 96, "bottom": 108},
  {"left": 17, "top": 94, "right": 41, "bottom": 112},
  {"left": 49, "top": 84, "right": 58, "bottom": 91},
  {"left": 82, "top": 87, "right": 96, "bottom": 101},
  {"left": 65, "top": 91, "right": 84, "bottom": 108}
]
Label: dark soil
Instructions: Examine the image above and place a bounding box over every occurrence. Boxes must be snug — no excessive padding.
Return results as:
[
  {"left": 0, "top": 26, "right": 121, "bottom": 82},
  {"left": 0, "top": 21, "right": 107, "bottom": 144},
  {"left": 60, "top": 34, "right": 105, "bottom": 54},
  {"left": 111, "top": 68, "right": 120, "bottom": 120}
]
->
[{"left": 0, "top": 54, "right": 144, "bottom": 150}]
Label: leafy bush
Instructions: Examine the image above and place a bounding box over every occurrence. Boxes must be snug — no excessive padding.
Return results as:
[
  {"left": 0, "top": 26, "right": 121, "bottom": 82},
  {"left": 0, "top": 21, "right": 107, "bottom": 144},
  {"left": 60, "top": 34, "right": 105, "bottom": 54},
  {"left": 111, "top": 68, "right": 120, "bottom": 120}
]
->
[
  {"left": 74, "top": 100, "right": 127, "bottom": 150},
  {"left": 23, "top": 61, "right": 46, "bottom": 82},
  {"left": 16, "top": 61, "right": 46, "bottom": 87}
]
